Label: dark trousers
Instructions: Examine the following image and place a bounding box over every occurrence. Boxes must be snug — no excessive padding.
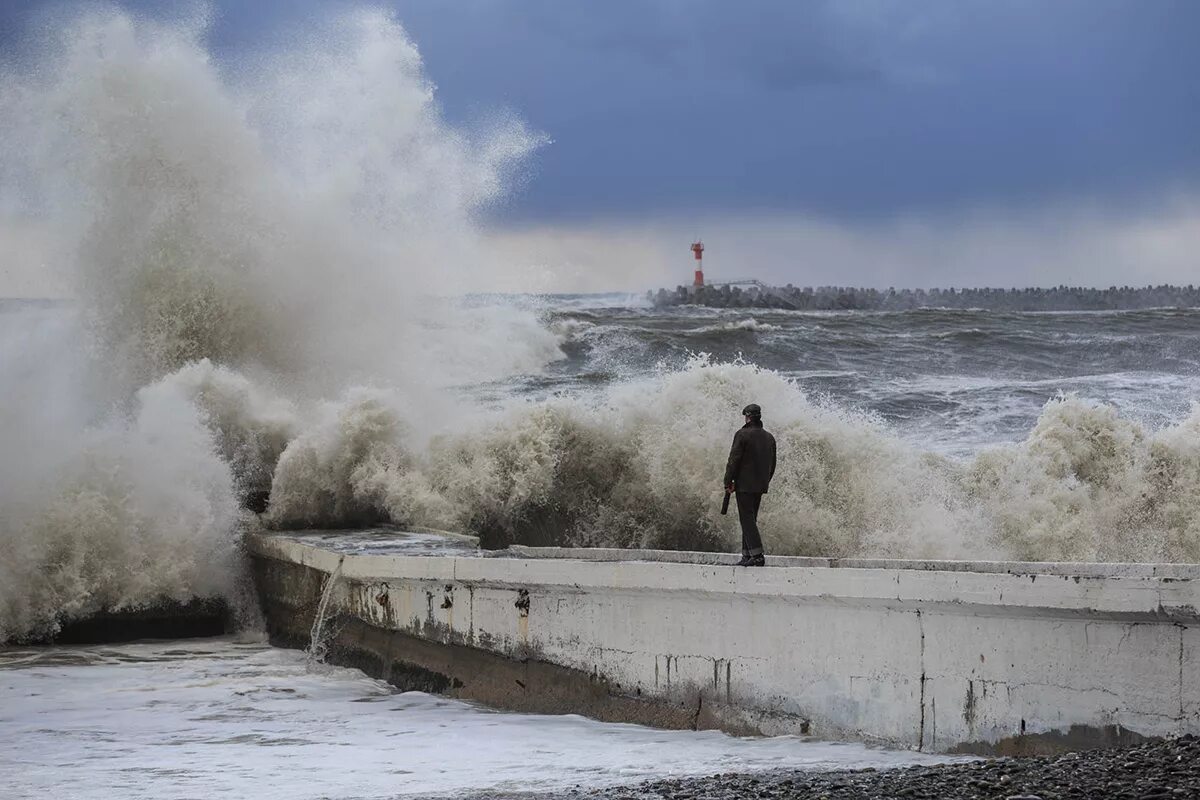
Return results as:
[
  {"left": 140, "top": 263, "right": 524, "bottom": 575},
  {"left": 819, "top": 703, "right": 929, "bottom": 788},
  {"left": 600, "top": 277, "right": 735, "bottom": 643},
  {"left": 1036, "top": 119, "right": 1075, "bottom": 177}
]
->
[{"left": 735, "top": 492, "right": 764, "bottom": 556}]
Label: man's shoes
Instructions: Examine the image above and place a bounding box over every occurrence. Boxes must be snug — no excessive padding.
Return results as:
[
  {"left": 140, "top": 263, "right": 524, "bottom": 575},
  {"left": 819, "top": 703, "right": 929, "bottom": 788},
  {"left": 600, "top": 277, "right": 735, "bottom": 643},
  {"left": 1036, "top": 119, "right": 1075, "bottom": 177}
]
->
[{"left": 736, "top": 554, "right": 766, "bottom": 567}]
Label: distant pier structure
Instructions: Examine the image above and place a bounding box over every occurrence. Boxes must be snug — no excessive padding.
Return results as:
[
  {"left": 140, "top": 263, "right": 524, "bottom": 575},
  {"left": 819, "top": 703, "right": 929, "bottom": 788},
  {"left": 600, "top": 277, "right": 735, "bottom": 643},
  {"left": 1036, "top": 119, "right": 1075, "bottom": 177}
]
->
[
  {"left": 651, "top": 280, "right": 1200, "bottom": 311},
  {"left": 655, "top": 240, "right": 1200, "bottom": 310}
]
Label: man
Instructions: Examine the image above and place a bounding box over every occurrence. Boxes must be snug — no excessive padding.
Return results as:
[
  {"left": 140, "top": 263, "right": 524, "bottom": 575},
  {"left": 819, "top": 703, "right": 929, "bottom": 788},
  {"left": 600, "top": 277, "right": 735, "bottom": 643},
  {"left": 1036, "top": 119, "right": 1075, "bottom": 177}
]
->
[{"left": 724, "top": 403, "right": 777, "bottom": 567}]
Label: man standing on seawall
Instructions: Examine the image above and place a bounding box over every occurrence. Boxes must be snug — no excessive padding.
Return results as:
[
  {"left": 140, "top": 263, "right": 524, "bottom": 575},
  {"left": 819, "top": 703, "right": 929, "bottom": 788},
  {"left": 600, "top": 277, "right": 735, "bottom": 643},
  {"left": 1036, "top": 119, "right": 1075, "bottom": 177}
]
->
[{"left": 724, "top": 403, "right": 777, "bottom": 567}]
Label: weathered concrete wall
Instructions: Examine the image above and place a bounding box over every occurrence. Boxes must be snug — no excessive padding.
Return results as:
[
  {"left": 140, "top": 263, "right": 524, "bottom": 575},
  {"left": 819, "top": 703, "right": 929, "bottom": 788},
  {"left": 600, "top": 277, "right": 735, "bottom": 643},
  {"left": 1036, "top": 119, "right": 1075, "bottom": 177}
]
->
[{"left": 247, "top": 533, "right": 1200, "bottom": 754}]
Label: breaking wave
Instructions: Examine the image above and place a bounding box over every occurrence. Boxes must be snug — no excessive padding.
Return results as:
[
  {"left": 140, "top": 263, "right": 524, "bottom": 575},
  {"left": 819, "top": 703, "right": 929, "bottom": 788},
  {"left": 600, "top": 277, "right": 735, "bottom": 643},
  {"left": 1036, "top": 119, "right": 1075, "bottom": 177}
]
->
[
  {"left": 705, "top": 318, "right": 782, "bottom": 333},
  {"left": 0, "top": 6, "right": 548, "bottom": 641},
  {"left": 259, "top": 355, "right": 1200, "bottom": 564},
  {"left": 2, "top": 6, "right": 1199, "bottom": 644}
]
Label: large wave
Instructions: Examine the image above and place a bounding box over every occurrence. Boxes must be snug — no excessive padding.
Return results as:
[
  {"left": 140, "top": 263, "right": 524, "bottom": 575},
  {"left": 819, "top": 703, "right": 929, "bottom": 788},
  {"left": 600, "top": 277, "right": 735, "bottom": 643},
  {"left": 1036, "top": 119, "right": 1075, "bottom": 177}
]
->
[
  {"left": 0, "top": 6, "right": 549, "bottom": 641},
  {"left": 2, "top": 7, "right": 1198, "bottom": 644},
  {"left": 259, "top": 355, "right": 1200, "bottom": 565}
]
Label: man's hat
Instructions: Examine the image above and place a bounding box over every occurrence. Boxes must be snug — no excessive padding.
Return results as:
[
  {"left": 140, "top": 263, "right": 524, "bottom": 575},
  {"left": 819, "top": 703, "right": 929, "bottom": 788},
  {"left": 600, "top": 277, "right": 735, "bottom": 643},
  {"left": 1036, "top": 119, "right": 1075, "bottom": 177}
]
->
[{"left": 742, "top": 403, "right": 762, "bottom": 417}]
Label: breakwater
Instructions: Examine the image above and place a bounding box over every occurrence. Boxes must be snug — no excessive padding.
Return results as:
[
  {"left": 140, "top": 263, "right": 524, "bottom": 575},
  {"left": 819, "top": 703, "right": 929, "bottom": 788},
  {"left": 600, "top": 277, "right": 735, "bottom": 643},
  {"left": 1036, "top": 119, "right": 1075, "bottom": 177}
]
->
[
  {"left": 247, "top": 530, "right": 1200, "bottom": 754},
  {"left": 649, "top": 283, "right": 1200, "bottom": 311}
]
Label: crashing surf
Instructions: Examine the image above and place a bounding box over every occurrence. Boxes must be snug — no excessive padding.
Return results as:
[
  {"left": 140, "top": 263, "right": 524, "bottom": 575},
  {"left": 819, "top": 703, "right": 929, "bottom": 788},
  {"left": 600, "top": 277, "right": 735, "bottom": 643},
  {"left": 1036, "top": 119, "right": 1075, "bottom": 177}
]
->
[{"left": 2, "top": 7, "right": 1199, "bottom": 645}]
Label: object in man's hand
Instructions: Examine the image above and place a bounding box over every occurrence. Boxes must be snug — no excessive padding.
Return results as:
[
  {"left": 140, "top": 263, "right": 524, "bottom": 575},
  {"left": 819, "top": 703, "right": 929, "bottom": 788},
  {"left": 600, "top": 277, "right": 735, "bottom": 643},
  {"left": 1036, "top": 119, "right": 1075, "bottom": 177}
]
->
[{"left": 721, "top": 491, "right": 731, "bottom": 515}]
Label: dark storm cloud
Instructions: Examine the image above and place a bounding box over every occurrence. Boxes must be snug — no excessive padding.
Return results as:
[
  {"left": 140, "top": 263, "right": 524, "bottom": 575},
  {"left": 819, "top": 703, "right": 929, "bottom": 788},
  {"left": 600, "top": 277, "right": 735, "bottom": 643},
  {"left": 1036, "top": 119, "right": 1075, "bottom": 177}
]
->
[
  {"left": 382, "top": 0, "right": 1200, "bottom": 222},
  {"left": 2, "top": 0, "right": 1198, "bottom": 224},
  {"left": 513, "top": 1, "right": 885, "bottom": 88}
]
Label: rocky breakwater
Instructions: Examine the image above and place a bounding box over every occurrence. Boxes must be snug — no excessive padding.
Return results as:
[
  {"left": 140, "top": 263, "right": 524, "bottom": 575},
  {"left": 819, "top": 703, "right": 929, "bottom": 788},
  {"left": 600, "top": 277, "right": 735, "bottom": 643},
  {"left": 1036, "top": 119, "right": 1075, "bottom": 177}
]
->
[{"left": 649, "top": 283, "right": 1200, "bottom": 312}]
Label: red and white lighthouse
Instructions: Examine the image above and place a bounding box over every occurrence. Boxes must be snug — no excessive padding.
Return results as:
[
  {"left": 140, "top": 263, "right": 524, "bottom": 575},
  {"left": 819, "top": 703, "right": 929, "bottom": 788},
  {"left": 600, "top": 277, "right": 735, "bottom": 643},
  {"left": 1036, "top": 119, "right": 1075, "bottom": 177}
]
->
[{"left": 691, "top": 240, "right": 705, "bottom": 287}]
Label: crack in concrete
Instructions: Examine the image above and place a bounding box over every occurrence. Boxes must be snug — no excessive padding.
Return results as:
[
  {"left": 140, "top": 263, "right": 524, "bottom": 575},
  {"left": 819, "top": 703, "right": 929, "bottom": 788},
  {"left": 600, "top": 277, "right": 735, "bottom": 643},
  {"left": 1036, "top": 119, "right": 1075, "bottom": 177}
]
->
[
  {"left": 1180, "top": 624, "right": 1186, "bottom": 720},
  {"left": 1116, "top": 623, "right": 1137, "bottom": 654},
  {"left": 917, "top": 608, "right": 927, "bottom": 751},
  {"left": 1005, "top": 680, "right": 1125, "bottom": 701}
]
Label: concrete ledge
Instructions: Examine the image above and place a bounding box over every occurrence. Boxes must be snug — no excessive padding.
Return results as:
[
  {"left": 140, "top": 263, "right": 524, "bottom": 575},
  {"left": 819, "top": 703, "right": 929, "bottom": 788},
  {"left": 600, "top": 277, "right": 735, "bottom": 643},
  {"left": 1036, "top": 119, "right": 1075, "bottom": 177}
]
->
[
  {"left": 247, "top": 532, "right": 1200, "bottom": 753},
  {"left": 495, "top": 545, "right": 1200, "bottom": 580},
  {"left": 248, "top": 534, "right": 1200, "bottom": 620}
]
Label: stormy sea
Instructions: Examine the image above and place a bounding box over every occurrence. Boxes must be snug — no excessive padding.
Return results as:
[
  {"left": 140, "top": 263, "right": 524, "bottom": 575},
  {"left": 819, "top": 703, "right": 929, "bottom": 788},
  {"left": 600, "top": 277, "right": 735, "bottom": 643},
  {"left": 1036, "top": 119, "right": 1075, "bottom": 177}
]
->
[{"left": 3, "top": 8, "right": 1199, "bottom": 799}]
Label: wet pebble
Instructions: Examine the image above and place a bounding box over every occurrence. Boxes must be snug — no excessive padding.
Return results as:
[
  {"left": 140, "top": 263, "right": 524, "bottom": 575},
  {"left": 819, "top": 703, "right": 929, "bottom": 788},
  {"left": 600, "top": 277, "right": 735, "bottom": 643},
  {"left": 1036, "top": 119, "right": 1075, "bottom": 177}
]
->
[{"left": 468, "top": 736, "right": 1200, "bottom": 800}]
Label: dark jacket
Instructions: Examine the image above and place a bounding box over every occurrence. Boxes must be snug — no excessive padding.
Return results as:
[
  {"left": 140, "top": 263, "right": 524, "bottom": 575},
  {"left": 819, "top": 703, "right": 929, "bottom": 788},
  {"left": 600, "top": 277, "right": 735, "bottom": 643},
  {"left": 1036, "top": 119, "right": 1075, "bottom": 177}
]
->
[{"left": 724, "top": 420, "right": 777, "bottom": 493}]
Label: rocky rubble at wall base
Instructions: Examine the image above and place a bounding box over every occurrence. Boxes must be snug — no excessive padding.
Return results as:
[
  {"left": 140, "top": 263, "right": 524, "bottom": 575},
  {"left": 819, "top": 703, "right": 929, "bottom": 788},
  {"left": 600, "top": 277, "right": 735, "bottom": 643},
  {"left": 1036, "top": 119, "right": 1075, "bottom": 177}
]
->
[{"left": 472, "top": 736, "right": 1200, "bottom": 800}]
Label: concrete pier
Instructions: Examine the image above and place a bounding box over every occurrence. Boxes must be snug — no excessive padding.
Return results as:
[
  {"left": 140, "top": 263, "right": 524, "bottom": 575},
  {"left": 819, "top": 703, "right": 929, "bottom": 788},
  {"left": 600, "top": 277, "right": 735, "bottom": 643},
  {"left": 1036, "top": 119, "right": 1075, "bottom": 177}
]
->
[{"left": 247, "top": 531, "right": 1200, "bottom": 754}]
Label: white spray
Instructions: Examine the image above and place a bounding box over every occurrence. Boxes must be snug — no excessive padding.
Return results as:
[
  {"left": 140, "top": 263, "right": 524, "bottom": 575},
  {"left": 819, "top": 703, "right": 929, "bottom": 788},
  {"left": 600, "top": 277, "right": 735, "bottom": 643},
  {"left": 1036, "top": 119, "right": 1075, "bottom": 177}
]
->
[{"left": 0, "top": 6, "right": 550, "bottom": 642}]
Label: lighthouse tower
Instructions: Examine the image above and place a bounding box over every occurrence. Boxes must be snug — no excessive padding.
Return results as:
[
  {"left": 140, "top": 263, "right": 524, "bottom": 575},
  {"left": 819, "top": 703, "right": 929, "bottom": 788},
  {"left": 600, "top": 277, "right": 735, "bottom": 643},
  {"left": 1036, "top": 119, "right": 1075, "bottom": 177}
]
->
[{"left": 691, "top": 240, "right": 705, "bottom": 287}]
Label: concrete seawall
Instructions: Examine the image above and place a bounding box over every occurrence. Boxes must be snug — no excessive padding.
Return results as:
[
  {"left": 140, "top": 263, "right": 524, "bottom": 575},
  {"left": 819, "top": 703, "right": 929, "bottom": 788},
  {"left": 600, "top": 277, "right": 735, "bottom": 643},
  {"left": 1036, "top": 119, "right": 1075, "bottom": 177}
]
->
[{"left": 247, "top": 532, "right": 1200, "bottom": 754}]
